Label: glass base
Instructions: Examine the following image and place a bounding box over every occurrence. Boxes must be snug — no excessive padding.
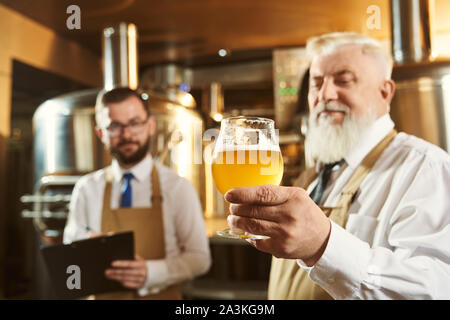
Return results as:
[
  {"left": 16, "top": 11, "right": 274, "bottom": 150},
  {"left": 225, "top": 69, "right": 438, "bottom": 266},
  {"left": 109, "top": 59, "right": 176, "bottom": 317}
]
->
[{"left": 216, "top": 228, "right": 269, "bottom": 240}]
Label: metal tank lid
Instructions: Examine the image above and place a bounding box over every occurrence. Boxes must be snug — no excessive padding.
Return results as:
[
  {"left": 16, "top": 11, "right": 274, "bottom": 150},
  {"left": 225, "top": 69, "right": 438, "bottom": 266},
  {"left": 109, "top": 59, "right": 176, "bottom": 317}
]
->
[
  {"left": 142, "top": 88, "right": 197, "bottom": 109},
  {"left": 392, "top": 59, "right": 450, "bottom": 80},
  {"left": 33, "top": 88, "right": 100, "bottom": 123},
  {"left": 140, "top": 64, "right": 196, "bottom": 109}
]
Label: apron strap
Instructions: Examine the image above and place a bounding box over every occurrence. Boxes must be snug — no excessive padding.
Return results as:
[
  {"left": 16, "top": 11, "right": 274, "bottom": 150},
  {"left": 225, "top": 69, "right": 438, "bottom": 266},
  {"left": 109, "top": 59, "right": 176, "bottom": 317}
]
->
[
  {"left": 332, "top": 129, "right": 397, "bottom": 226},
  {"left": 151, "top": 164, "right": 162, "bottom": 212},
  {"left": 103, "top": 167, "right": 114, "bottom": 211}
]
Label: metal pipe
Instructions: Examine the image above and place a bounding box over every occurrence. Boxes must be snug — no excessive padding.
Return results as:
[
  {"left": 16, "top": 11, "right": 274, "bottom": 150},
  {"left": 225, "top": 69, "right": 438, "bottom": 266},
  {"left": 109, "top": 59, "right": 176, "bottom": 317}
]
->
[
  {"left": 390, "top": 0, "right": 433, "bottom": 64},
  {"left": 103, "top": 22, "right": 138, "bottom": 90},
  {"left": 210, "top": 82, "right": 224, "bottom": 122}
]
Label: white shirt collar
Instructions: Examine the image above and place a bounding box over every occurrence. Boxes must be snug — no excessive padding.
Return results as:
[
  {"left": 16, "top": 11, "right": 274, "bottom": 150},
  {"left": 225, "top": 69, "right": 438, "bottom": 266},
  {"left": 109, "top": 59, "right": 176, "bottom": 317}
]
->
[
  {"left": 111, "top": 153, "right": 153, "bottom": 182},
  {"left": 344, "top": 113, "right": 395, "bottom": 169}
]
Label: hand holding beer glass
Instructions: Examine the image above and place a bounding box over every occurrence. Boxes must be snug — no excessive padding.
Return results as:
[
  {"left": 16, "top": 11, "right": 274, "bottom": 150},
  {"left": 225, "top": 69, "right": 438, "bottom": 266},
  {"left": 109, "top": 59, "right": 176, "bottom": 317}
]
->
[{"left": 212, "top": 117, "right": 284, "bottom": 239}]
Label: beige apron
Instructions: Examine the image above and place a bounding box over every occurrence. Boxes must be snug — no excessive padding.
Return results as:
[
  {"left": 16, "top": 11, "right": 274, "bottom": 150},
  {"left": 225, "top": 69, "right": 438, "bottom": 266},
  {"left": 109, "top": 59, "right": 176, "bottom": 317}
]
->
[
  {"left": 95, "top": 165, "right": 182, "bottom": 300},
  {"left": 268, "top": 129, "right": 397, "bottom": 300}
]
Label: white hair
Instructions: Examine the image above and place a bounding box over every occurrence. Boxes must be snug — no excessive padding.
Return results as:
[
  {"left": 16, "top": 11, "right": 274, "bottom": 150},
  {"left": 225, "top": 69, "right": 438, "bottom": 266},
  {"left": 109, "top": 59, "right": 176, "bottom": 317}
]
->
[{"left": 306, "top": 32, "right": 393, "bottom": 79}]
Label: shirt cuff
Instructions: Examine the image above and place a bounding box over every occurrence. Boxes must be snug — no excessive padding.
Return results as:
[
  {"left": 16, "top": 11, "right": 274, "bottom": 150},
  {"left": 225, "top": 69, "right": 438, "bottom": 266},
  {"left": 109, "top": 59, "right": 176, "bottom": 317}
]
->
[
  {"left": 297, "top": 220, "right": 371, "bottom": 299},
  {"left": 137, "top": 259, "right": 169, "bottom": 297}
]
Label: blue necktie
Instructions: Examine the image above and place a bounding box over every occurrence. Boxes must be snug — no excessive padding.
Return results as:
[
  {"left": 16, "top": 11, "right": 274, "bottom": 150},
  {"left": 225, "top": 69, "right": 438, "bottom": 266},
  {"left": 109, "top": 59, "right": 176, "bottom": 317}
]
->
[{"left": 120, "top": 173, "right": 134, "bottom": 207}]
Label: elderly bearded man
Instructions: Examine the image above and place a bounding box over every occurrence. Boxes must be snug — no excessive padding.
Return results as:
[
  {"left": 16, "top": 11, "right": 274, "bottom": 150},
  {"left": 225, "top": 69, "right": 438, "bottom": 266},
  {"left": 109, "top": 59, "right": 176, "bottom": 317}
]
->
[{"left": 226, "top": 32, "right": 450, "bottom": 300}]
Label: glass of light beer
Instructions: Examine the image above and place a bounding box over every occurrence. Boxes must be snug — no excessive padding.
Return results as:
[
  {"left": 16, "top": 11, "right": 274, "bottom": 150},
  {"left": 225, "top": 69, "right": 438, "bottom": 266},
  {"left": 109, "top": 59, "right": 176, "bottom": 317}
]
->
[{"left": 212, "top": 116, "right": 284, "bottom": 239}]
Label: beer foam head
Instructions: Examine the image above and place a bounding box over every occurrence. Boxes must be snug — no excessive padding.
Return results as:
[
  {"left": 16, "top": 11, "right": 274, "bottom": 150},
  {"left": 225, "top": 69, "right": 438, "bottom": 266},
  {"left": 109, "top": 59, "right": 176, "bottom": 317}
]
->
[
  {"left": 213, "top": 132, "right": 281, "bottom": 153},
  {"left": 214, "top": 116, "right": 280, "bottom": 153}
]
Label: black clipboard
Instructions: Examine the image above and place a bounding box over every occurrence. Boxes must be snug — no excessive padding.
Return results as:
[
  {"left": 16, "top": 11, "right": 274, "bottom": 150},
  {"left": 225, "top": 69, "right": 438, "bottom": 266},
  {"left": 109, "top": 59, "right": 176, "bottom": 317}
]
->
[{"left": 41, "top": 231, "right": 135, "bottom": 299}]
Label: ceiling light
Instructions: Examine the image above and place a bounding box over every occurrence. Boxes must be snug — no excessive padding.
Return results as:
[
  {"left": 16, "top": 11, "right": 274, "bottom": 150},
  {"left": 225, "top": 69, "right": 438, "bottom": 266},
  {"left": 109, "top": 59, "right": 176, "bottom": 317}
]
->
[
  {"left": 213, "top": 113, "right": 223, "bottom": 122},
  {"left": 218, "top": 49, "right": 229, "bottom": 57}
]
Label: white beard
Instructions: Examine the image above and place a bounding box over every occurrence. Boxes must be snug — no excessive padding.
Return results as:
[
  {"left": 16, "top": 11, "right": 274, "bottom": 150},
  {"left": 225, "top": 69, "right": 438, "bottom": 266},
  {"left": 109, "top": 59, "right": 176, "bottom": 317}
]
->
[{"left": 305, "top": 102, "right": 377, "bottom": 166}]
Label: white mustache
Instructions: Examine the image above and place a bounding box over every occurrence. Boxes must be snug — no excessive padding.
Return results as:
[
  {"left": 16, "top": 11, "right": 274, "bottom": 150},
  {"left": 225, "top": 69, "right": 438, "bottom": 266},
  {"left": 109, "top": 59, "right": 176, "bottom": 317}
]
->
[{"left": 312, "top": 102, "right": 350, "bottom": 117}]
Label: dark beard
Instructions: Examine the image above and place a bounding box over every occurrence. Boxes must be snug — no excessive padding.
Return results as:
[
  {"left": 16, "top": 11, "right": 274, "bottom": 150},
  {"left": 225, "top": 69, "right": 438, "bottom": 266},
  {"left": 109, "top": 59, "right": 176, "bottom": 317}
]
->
[{"left": 110, "top": 137, "right": 150, "bottom": 166}]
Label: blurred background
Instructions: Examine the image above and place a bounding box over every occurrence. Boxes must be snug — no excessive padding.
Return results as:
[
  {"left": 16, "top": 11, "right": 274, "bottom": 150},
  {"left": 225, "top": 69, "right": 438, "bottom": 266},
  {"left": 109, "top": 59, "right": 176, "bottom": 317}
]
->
[{"left": 0, "top": 0, "right": 449, "bottom": 299}]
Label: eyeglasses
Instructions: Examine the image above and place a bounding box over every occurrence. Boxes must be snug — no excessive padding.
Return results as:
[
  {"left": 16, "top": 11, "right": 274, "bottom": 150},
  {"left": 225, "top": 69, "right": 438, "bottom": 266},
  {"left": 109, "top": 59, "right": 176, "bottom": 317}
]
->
[{"left": 105, "top": 117, "right": 148, "bottom": 137}]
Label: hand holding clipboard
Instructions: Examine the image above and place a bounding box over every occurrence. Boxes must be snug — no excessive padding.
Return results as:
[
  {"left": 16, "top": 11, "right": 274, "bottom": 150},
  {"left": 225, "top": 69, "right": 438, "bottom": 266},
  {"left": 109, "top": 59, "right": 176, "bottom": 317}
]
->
[
  {"left": 105, "top": 254, "right": 148, "bottom": 290},
  {"left": 84, "top": 228, "right": 147, "bottom": 290},
  {"left": 41, "top": 231, "right": 135, "bottom": 299}
]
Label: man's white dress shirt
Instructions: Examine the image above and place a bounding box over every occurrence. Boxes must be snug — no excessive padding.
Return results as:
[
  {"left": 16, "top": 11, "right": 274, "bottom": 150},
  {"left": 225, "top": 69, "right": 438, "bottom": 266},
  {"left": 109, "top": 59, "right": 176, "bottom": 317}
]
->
[
  {"left": 298, "top": 114, "right": 450, "bottom": 299},
  {"left": 63, "top": 154, "right": 211, "bottom": 296}
]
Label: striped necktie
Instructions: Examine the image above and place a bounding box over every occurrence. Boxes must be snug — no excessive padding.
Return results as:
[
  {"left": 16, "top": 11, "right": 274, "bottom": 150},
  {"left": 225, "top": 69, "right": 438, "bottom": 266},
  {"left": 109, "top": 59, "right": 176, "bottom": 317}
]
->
[{"left": 120, "top": 173, "right": 134, "bottom": 207}]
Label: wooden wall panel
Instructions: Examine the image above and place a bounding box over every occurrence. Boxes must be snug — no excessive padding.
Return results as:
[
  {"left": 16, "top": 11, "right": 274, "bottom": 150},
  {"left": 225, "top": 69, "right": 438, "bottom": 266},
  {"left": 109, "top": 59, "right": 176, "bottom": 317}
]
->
[{"left": 0, "top": 3, "right": 102, "bottom": 297}]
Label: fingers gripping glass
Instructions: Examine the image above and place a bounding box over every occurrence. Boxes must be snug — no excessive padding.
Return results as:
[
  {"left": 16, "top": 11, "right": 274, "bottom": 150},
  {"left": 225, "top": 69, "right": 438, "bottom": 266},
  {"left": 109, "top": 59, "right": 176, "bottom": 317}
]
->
[
  {"left": 211, "top": 117, "right": 284, "bottom": 240},
  {"left": 106, "top": 117, "right": 148, "bottom": 137}
]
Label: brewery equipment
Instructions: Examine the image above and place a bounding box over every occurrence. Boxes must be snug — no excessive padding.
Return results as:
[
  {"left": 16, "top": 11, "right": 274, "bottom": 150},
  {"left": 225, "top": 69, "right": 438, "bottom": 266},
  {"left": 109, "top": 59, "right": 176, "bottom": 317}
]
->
[
  {"left": 273, "top": 48, "right": 309, "bottom": 132},
  {"left": 21, "top": 88, "right": 110, "bottom": 243},
  {"left": 390, "top": 0, "right": 450, "bottom": 152},
  {"left": 272, "top": 48, "right": 310, "bottom": 182},
  {"left": 140, "top": 64, "right": 206, "bottom": 207}
]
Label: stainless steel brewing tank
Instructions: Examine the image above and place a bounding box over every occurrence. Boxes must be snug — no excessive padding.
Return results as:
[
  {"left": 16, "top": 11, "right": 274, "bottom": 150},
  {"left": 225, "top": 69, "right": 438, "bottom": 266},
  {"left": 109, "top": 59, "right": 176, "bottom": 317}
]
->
[
  {"left": 145, "top": 88, "right": 206, "bottom": 207},
  {"left": 391, "top": 60, "right": 450, "bottom": 152},
  {"left": 32, "top": 88, "right": 106, "bottom": 188}
]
